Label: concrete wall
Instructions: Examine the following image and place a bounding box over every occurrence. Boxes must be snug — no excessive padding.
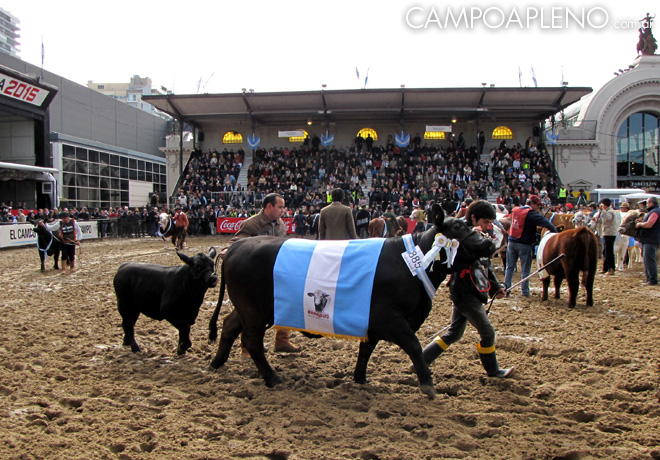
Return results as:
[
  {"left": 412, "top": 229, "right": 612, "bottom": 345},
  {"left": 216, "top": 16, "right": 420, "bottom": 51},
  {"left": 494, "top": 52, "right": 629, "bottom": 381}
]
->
[
  {"left": 0, "top": 119, "right": 34, "bottom": 163},
  {"left": 0, "top": 53, "right": 168, "bottom": 159}
]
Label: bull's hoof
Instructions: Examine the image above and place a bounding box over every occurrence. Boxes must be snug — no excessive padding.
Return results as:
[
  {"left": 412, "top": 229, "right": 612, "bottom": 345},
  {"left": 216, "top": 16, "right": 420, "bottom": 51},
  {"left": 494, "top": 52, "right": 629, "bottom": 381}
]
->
[
  {"left": 209, "top": 358, "right": 225, "bottom": 370},
  {"left": 353, "top": 377, "right": 368, "bottom": 385},
  {"left": 420, "top": 384, "right": 436, "bottom": 399},
  {"left": 176, "top": 347, "right": 187, "bottom": 355},
  {"left": 264, "top": 374, "right": 282, "bottom": 388},
  {"left": 130, "top": 344, "right": 140, "bottom": 353}
]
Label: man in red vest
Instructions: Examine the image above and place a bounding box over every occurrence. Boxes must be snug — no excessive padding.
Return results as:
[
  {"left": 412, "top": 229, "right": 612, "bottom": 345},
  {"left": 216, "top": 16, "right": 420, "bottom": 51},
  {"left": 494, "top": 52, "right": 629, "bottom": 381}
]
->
[{"left": 504, "top": 195, "right": 557, "bottom": 297}]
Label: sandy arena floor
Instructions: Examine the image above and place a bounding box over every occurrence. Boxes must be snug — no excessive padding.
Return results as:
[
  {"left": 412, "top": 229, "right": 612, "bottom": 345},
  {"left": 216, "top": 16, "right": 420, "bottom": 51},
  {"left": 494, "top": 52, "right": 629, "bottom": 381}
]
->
[{"left": 1, "top": 235, "right": 659, "bottom": 460}]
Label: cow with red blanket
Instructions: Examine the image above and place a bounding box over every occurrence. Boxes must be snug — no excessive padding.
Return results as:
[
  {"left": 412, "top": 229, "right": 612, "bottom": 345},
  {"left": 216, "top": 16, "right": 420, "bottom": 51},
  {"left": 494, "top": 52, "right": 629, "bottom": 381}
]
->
[
  {"left": 208, "top": 204, "right": 496, "bottom": 398},
  {"left": 537, "top": 227, "right": 598, "bottom": 307}
]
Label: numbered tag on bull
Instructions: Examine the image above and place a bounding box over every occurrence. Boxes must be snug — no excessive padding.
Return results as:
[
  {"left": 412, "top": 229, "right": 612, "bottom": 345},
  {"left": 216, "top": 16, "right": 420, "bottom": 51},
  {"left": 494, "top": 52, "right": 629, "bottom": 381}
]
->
[{"left": 402, "top": 246, "right": 424, "bottom": 276}]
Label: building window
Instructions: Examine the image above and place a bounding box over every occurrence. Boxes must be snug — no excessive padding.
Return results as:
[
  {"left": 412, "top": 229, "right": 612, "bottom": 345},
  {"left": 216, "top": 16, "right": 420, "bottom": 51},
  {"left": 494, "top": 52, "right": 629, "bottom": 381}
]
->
[
  {"left": 492, "top": 126, "right": 513, "bottom": 139},
  {"left": 617, "top": 112, "right": 660, "bottom": 177},
  {"left": 424, "top": 132, "right": 446, "bottom": 140},
  {"left": 58, "top": 142, "right": 166, "bottom": 209},
  {"left": 357, "top": 128, "right": 378, "bottom": 141},
  {"left": 289, "top": 130, "right": 309, "bottom": 143},
  {"left": 223, "top": 131, "right": 244, "bottom": 144}
]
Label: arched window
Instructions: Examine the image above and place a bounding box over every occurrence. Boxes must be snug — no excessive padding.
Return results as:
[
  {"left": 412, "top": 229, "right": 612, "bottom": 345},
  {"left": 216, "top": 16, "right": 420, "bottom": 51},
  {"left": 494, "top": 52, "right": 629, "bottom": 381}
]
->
[
  {"left": 357, "top": 128, "right": 378, "bottom": 141},
  {"left": 289, "top": 130, "right": 309, "bottom": 143},
  {"left": 492, "top": 126, "right": 513, "bottom": 139},
  {"left": 424, "top": 132, "right": 446, "bottom": 140},
  {"left": 617, "top": 112, "right": 660, "bottom": 177},
  {"left": 222, "top": 131, "right": 243, "bottom": 144}
]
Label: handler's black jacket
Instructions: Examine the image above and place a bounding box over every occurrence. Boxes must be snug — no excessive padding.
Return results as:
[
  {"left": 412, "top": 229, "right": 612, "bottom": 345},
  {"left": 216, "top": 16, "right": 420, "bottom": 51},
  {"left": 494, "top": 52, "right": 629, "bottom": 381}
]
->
[{"left": 449, "top": 222, "right": 502, "bottom": 304}]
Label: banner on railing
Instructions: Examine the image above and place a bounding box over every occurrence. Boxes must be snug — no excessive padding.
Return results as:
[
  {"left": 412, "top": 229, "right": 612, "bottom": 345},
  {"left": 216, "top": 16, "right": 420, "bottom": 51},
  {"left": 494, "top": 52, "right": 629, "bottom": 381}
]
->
[
  {"left": 217, "top": 217, "right": 296, "bottom": 234},
  {"left": 0, "top": 222, "right": 99, "bottom": 248},
  {"left": 216, "top": 217, "right": 417, "bottom": 235}
]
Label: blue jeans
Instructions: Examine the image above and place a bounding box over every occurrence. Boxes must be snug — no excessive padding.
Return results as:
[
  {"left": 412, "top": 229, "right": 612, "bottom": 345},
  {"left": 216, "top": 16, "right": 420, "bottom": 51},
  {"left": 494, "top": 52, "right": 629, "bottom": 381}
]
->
[
  {"left": 642, "top": 243, "right": 659, "bottom": 285},
  {"left": 504, "top": 241, "right": 534, "bottom": 296}
]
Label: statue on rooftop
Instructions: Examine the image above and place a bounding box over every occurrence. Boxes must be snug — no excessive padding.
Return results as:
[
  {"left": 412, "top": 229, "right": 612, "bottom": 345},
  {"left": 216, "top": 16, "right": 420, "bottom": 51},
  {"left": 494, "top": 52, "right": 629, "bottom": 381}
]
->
[{"left": 636, "top": 13, "right": 657, "bottom": 55}]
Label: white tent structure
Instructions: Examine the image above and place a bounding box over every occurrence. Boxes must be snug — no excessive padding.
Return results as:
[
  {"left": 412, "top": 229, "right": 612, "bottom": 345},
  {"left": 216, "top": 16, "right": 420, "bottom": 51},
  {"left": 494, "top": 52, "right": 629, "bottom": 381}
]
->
[{"left": 0, "top": 161, "right": 59, "bottom": 208}]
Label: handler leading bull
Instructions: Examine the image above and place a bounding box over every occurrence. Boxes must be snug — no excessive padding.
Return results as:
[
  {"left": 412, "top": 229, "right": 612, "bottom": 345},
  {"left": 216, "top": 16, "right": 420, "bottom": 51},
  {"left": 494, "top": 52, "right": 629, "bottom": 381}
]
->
[
  {"left": 209, "top": 204, "right": 497, "bottom": 397},
  {"left": 420, "top": 200, "right": 513, "bottom": 378}
]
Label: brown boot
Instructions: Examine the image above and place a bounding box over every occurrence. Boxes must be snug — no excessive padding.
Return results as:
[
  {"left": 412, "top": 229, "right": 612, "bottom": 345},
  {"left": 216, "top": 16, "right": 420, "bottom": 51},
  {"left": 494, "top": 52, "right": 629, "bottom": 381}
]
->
[{"left": 274, "top": 329, "right": 301, "bottom": 353}]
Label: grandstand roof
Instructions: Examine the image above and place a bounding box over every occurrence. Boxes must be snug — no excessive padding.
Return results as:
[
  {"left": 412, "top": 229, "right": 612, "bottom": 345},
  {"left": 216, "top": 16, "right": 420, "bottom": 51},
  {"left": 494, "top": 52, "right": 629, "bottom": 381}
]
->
[{"left": 143, "top": 86, "right": 592, "bottom": 129}]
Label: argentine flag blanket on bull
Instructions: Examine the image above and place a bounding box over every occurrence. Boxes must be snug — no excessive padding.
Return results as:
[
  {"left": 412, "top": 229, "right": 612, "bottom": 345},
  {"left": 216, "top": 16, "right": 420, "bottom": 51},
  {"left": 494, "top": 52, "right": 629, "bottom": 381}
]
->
[{"left": 273, "top": 238, "right": 386, "bottom": 341}]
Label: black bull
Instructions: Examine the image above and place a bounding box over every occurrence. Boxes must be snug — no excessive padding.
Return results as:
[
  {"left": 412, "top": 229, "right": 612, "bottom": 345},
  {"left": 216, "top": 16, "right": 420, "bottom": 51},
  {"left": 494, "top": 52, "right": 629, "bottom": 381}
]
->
[
  {"left": 208, "top": 204, "right": 496, "bottom": 397},
  {"left": 33, "top": 222, "right": 61, "bottom": 271}
]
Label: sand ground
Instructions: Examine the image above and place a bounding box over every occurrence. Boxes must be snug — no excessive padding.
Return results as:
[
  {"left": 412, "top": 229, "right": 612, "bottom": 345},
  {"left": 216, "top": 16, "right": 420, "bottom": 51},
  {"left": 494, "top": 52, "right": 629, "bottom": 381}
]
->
[{"left": 1, "top": 235, "right": 659, "bottom": 460}]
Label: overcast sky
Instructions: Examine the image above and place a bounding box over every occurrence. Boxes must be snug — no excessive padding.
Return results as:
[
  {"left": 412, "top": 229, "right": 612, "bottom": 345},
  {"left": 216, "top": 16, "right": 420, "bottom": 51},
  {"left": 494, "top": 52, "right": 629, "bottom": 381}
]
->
[{"left": 4, "top": 0, "right": 657, "bottom": 94}]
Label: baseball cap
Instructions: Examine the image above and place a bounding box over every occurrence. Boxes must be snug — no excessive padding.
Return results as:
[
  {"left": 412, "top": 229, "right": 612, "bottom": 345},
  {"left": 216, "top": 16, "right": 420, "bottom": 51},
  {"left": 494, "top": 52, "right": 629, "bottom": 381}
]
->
[
  {"left": 528, "top": 195, "right": 542, "bottom": 206},
  {"left": 60, "top": 212, "right": 70, "bottom": 218}
]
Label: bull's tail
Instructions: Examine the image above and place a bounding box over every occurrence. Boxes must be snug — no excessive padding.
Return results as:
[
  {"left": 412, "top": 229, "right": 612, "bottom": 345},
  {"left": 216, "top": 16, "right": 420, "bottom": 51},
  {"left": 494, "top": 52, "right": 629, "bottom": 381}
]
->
[{"left": 208, "top": 262, "right": 226, "bottom": 343}]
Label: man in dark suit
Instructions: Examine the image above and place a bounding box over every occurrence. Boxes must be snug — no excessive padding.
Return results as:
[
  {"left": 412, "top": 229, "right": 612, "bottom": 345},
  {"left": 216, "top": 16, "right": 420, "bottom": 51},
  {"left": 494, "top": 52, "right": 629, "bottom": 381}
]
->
[{"left": 319, "top": 188, "right": 358, "bottom": 240}]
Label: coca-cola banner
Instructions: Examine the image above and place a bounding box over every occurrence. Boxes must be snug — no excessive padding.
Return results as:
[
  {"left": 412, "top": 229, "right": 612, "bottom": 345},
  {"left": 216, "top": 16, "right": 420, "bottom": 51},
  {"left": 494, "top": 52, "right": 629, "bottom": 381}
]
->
[
  {"left": 216, "top": 217, "right": 295, "bottom": 234},
  {"left": 217, "top": 217, "right": 416, "bottom": 235}
]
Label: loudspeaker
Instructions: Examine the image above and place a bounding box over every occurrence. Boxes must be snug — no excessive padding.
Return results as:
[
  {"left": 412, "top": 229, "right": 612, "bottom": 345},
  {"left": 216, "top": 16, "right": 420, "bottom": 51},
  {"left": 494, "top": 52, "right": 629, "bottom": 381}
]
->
[
  {"left": 532, "top": 126, "right": 540, "bottom": 136},
  {"left": 198, "top": 131, "right": 205, "bottom": 142}
]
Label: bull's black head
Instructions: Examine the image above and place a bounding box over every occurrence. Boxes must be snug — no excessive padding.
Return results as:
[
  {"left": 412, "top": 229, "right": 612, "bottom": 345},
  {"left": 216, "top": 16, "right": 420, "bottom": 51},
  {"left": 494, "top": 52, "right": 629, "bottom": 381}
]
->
[
  {"left": 177, "top": 247, "right": 218, "bottom": 288},
  {"left": 32, "top": 221, "right": 49, "bottom": 238},
  {"left": 428, "top": 204, "right": 496, "bottom": 269}
]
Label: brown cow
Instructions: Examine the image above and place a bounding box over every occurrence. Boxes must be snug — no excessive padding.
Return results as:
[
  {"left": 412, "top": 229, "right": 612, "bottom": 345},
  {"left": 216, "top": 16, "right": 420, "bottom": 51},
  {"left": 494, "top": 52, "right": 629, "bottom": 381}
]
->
[
  {"left": 542, "top": 211, "right": 576, "bottom": 233},
  {"left": 538, "top": 227, "right": 598, "bottom": 307},
  {"left": 618, "top": 210, "right": 645, "bottom": 238},
  {"left": 368, "top": 216, "right": 408, "bottom": 238}
]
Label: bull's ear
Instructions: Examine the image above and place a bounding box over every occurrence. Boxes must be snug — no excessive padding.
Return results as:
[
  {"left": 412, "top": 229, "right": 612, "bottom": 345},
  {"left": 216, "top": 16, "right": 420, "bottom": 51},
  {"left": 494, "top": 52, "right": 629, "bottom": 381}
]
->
[
  {"left": 208, "top": 247, "right": 217, "bottom": 260},
  {"left": 432, "top": 204, "right": 444, "bottom": 229},
  {"left": 177, "top": 251, "right": 192, "bottom": 265}
]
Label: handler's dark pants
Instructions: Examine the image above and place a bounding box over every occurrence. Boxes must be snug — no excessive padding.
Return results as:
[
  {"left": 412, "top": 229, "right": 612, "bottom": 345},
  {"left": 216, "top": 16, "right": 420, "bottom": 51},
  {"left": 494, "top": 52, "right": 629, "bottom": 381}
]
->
[
  {"left": 603, "top": 235, "right": 616, "bottom": 272},
  {"left": 441, "top": 300, "right": 496, "bottom": 349}
]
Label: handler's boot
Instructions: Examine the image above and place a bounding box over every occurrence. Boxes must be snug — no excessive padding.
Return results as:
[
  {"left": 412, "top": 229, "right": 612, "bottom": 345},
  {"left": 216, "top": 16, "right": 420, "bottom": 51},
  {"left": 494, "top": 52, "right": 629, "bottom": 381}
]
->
[
  {"left": 411, "top": 337, "right": 449, "bottom": 372},
  {"left": 478, "top": 344, "right": 514, "bottom": 378},
  {"left": 274, "top": 329, "right": 301, "bottom": 353},
  {"left": 423, "top": 337, "right": 449, "bottom": 364}
]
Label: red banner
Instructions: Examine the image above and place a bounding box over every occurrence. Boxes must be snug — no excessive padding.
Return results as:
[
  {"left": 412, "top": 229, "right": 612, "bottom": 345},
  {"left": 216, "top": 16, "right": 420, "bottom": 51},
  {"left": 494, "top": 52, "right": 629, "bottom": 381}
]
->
[{"left": 216, "top": 217, "right": 295, "bottom": 234}]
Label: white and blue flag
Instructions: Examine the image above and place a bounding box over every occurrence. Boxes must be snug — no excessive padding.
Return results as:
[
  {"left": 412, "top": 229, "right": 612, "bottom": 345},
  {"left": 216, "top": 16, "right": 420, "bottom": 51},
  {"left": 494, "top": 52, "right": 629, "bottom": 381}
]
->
[
  {"left": 247, "top": 133, "right": 260, "bottom": 149},
  {"left": 395, "top": 130, "right": 410, "bottom": 148},
  {"left": 273, "top": 238, "right": 385, "bottom": 341},
  {"left": 320, "top": 130, "right": 335, "bottom": 147}
]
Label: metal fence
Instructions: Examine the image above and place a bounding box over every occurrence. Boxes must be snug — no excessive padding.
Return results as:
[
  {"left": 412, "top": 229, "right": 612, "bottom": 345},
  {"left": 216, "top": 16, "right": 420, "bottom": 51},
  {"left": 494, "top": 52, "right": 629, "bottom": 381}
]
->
[{"left": 91, "top": 217, "right": 216, "bottom": 239}]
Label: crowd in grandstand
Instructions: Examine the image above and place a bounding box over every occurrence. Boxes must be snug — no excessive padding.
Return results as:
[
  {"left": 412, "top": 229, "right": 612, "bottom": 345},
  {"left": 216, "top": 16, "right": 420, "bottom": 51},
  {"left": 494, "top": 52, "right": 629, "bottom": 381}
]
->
[
  {"left": 3, "top": 135, "right": 629, "bottom": 242},
  {"left": 165, "top": 134, "right": 563, "bottom": 224}
]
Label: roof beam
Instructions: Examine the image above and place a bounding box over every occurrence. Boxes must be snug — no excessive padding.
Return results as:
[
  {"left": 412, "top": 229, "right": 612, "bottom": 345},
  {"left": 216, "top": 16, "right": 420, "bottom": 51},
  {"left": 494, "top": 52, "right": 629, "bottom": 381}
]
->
[
  {"left": 400, "top": 86, "right": 406, "bottom": 126},
  {"left": 165, "top": 94, "right": 184, "bottom": 120},
  {"left": 553, "top": 87, "right": 568, "bottom": 108}
]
